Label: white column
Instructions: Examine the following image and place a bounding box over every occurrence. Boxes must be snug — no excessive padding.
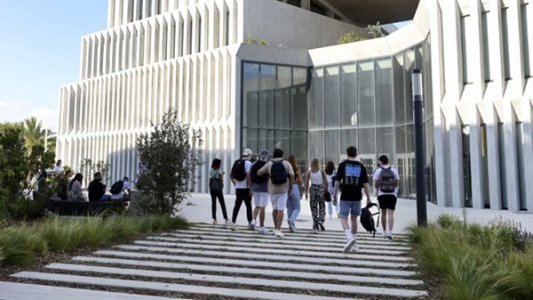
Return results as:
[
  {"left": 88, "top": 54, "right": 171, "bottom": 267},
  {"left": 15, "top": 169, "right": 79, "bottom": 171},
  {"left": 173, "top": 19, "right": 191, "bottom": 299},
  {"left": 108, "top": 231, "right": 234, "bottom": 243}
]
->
[{"left": 442, "top": 0, "right": 465, "bottom": 207}]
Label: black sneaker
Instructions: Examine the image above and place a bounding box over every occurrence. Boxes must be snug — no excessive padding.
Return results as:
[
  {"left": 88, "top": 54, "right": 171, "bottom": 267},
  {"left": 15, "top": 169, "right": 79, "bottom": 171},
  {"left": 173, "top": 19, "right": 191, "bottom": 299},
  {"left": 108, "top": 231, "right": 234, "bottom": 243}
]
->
[{"left": 318, "top": 222, "right": 325, "bottom": 231}]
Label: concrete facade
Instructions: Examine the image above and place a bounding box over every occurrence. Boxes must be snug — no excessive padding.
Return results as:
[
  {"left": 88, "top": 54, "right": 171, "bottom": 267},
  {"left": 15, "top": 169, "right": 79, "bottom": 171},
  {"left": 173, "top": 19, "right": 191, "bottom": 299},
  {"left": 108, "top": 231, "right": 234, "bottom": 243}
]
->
[{"left": 57, "top": 0, "right": 533, "bottom": 211}]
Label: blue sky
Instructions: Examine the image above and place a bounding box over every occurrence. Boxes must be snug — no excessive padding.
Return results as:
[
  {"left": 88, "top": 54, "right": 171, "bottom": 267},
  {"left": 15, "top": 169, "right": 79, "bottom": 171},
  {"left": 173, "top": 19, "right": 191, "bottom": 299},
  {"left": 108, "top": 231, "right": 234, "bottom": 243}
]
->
[{"left": 0, "top": 0, "right": 107, "bottom": 131}]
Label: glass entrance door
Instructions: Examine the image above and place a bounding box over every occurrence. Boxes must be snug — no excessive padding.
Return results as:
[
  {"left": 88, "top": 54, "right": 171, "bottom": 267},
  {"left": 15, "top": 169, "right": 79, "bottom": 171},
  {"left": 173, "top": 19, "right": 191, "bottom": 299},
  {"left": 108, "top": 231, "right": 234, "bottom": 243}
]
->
[
  {"left": 396, "top": 154, "right": 415, "bottom": 198},
  {"left": 358, "top": 155, "right": 376, "bottom": 196}
]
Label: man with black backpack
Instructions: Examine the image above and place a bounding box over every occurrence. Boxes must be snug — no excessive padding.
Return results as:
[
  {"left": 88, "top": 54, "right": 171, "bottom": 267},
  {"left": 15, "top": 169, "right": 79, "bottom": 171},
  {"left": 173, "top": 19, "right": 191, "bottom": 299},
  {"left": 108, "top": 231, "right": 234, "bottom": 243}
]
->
[
  {"left": 229, "top": 148, "right": 254, "bottom": 230},
  {"left": 250, "top": 149, "right": 270, "bottom": 234},
  {"left": 257, "top": 148, "right": 294, "bottom": 238},
  {"left": 333, "top": 146, "right": 371, "bottom": 253},
  {"left": 373, "top": 155, "right": 400, "bottom": 240}
]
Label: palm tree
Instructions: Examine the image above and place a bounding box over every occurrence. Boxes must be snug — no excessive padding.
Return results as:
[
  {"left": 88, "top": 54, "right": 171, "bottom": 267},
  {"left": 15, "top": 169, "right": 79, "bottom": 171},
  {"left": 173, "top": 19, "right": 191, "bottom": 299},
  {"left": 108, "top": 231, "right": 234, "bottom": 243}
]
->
[{"left": 22, "top": 117, "right": 45, "bottom": 156}]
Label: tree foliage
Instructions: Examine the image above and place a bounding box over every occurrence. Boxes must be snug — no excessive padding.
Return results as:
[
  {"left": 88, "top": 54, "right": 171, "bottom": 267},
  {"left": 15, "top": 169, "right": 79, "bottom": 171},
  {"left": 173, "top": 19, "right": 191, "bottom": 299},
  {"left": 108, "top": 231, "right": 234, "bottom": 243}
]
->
[
  {"left": 338, "top": 22, "right": 383, "bottom": 44},
  {"left": 0, "top": 122, "right": 55, "bottom": 220},
  {"left": 136, "top": 109, "right": 192, "bottom": 215}
]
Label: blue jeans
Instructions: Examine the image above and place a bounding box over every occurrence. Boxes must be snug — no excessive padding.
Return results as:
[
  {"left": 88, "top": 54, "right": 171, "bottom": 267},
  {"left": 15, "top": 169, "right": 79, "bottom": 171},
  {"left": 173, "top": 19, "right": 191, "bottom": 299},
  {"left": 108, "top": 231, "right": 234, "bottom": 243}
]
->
[{"left": 286, "top": 184, "right": 301, "bottom": 223}]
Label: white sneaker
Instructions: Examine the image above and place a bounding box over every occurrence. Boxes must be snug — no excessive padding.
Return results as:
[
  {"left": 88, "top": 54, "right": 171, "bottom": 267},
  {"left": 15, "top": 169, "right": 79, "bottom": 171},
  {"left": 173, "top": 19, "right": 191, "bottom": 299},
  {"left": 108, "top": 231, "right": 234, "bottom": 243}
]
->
[
  {"left": 274, "top": 229, "right": 284, "bottom": 237},
  {"left": 230, "top": 222, "right": 236, "bottom": 231},
  {"left": 343, "top": 238, "right": 356, "bottom": 253},
  {"left": 249, "top": 220, "right": 256, "bottom": 230},
  {"left": 258, "top": 227, "right": 267, "bottom": 234},
  {"left": 350, "top": 244, "right": 359, "bottom": 253},
  {"left": 224, "top": 220, "right": 230, "bottom": 226},
  {"left": 381, "top": 231, "right": 387, "bottom": 237},
  {"left": 387, "top": 232, "right": 394, "bottom": 240},
  {"left": 212, "top": 220, "right": 217, "bottom": 225}
]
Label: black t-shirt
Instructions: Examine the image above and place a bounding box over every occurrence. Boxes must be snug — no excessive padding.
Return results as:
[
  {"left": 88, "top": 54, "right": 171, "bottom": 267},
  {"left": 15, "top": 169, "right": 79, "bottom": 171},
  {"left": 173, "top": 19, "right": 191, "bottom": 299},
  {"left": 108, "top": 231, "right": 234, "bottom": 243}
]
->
[
  {"left": 335, "top": 159, "right": 368, "bottom": 201},
  {"left": 88, "top": 180, "right": 106, "bottom": 202}
]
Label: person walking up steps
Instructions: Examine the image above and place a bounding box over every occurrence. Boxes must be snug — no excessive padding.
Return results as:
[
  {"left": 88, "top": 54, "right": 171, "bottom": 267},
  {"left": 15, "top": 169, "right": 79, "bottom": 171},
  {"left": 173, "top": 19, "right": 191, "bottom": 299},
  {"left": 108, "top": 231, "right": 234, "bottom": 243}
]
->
[
  {"left": 373, "top": 154, "right": 400, "bottom": 240},
  {"left": 333, "top": 146, "right": 371, "bottom": 253},
  {"left": 209, "top": 158, "right": 229, "bottom": 225},
  {"left": 286, "top": 154, "right": 303, "bottom": 233},
  {"left": 325, "top": 161, "right": 338, "bottom": 218},
  {"left": 250, "top": 149, "right": 270, "bottom": 234},
  {"left": 305, "top": 158, "right": 327, "bottom": 233},
  {"left": 230, "top": 148, "right": 254, "bottom": 230},
  {"left": 257, "top": 148, "right": 294, "bottom": 238}
]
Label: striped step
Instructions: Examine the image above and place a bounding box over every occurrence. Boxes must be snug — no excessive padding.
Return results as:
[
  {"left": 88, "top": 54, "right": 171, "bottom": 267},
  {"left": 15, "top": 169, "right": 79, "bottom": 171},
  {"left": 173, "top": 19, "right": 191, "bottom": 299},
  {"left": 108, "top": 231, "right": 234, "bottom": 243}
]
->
[
  {"left": 94, "top": 250, "right": 417, "bottom": 277},
  {"left": 145, "top": 236, "right": 407, "bottom": 255},
  {"left": 11, "top": 272, "right": 359, "bottom": 300},
  {"left": 73, "top": 256, "right": 424, "bottom": 286},
  {"left": 131, "top": 240, "right": 413, "bottom": 261},
  {"left": 175, "top": 227, "right": 410, "bottom": 246},
  {"left": 114, "top": 244, "right": 416, "bottom": 268},
  {"left": 42, "top": 263, "right": 427, "bottom": 298},
  {"left": 192, "top": 222, "right": 410, "bottom": 238},
  {"left": 4, "top": 221, "right": 427, "bottom": 299},
  {"left": 0, "top": 281, "right": 180, "bottom": 300},
  {"left": 162, "top": 232, "right": 412, "bottom": 250}
]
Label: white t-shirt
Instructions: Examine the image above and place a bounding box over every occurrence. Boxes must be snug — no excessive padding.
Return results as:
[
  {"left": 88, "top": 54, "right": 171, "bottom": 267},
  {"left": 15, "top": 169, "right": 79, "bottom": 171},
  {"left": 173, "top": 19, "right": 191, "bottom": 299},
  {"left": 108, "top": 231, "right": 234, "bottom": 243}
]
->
[
  {"left": 234, "top": 159, "right": 253, "bottom": 189},
  {"left": 373, "top": 165, "right": 400, "bottom": 197},
  {"left": 309, "top": 171, "right": 324, "bottom": 185}
]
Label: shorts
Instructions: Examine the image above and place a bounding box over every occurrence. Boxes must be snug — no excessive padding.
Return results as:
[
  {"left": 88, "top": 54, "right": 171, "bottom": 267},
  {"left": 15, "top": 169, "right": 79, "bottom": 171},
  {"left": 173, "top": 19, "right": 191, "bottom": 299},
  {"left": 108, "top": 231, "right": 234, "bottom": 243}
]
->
[
  {"left": 377, "top": 194, "right": 397, "bottom": 210},
  {"left": 254, "top": 192, "right": 269, "bottom": 207},
  {"left": 338, "top": 200, "right": 362, "bottom": 218},
  {"left": 270, "top": 193, "right": 288, "bottom": 210}
]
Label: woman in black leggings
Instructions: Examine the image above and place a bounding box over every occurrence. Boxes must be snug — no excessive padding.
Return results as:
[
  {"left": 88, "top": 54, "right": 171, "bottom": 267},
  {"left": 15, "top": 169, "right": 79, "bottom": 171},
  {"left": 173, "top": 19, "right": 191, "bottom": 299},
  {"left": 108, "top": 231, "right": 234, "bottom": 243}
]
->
[{"left": 209, "top": 158, "right": 228, "bottom": 225}]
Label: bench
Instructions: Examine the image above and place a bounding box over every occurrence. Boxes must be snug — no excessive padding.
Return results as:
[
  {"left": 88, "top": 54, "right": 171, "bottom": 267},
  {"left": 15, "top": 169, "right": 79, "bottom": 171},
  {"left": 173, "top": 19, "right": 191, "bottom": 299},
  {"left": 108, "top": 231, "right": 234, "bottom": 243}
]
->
[{"left": 46, "top": 198, "right": 128, "bottom": 216}]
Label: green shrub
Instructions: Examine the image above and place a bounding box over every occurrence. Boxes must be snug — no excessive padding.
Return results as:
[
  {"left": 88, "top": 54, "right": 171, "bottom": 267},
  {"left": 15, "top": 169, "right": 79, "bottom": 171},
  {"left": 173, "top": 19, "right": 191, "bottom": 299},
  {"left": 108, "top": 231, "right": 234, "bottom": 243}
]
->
[
  {"left": 0, "top": 226, "right": 47, "bottom": 266},
  {"left": 409, "top": 215, "right": 533, "bottom": 300},
  {"left": 0, "top": 215, "right": 188, "bottom": 268}
]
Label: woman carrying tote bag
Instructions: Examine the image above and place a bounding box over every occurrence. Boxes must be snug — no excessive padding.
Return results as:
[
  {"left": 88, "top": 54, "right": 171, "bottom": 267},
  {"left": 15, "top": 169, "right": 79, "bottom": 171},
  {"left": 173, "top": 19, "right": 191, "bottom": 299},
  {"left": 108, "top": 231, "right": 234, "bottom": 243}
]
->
[{"left": 209, "top": 158, "right": 229, "bottom": 225}]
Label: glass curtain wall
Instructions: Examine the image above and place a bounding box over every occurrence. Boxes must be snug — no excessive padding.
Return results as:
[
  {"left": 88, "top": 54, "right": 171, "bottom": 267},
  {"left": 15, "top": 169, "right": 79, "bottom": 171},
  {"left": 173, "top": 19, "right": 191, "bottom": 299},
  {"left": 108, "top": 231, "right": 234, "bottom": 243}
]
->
[
  {"left": 242, "top": 62, "right": 308, "bottom": 169},
  {"left": 308, "top": 39, "right": 434, "bottom": 199}
]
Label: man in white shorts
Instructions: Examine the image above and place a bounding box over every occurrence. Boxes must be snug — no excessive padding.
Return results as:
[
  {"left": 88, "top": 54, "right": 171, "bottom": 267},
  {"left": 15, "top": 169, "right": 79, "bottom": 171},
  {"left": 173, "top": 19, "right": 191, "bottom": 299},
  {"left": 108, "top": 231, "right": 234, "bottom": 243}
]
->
[
  {"left": 257, "top": 148, "right": 294, "bottom": 237},
  {"left": 250, "top": 149, "right": 270, "bottom": 234}
]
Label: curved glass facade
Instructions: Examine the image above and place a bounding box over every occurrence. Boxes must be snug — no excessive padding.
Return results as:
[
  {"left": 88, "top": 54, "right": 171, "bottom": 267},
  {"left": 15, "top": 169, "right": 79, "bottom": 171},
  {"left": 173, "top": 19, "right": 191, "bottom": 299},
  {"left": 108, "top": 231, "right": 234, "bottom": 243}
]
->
[{"left": 242, "top": 39, "right": 435, "bottom": 200}]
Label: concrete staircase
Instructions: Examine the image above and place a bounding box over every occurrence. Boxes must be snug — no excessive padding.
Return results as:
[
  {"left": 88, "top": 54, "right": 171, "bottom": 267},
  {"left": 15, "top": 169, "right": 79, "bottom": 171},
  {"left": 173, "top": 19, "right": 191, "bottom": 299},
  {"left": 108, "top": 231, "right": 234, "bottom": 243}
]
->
[{"left": 1, "top": 223, "right": 428, "bottom": 299}]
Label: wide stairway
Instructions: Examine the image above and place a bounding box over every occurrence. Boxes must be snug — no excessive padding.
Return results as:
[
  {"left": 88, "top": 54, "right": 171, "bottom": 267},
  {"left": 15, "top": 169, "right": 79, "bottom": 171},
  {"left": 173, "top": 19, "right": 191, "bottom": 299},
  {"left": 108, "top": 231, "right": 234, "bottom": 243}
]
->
[{"left": 1, "top": 223, "right": 428, "bottom": 299}]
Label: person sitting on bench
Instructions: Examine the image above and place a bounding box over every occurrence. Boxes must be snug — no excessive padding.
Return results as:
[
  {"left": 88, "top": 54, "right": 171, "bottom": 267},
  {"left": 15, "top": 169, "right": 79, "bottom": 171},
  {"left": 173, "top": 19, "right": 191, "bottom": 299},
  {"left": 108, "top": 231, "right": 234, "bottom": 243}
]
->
[
  {"left": 88, "top": 172, "right": 111, "bottom": 202},
  {"left": 110, "top": 176, "right": 131, "bottom": 200},
  {"left": 67, "top": 173, "right": 85, "bottom": 201}
]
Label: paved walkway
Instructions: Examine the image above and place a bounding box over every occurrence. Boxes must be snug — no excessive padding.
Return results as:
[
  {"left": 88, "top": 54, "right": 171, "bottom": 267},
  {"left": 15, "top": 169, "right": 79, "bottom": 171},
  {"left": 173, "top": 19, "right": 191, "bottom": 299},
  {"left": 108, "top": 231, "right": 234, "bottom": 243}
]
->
[{"left": 179, "top": 193, "right": 533, "bottom": 233}]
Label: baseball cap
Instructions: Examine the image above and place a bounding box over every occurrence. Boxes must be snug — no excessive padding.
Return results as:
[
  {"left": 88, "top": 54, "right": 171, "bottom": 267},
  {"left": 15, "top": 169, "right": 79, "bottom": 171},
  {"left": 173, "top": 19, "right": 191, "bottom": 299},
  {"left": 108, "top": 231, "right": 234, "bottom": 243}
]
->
[
  {"left": 242, "top": 148, "right": 253, "bottom": 157},
  {"left": 260, "top": 149, "right": 269, "bottom": 157}
]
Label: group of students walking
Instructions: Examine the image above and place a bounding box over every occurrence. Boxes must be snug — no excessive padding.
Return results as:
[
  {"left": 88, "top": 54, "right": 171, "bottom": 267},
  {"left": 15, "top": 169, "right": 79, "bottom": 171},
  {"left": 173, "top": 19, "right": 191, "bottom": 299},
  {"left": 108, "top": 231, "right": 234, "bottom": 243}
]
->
[{"left": 208, "top": 145, "right": 400, "bottom": 252}]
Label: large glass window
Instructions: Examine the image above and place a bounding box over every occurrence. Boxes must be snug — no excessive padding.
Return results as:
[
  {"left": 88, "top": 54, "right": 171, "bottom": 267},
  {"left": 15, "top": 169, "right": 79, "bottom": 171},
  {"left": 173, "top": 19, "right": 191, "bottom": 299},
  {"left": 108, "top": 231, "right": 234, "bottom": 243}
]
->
[
  {"left": 309, "top": 68, "right": 324, "bottom": 129},
  {"left": 375, "top": 58, "right": 394, "bottom": 125},
  {"left": 242, "top": 62, "right": 309, "bottom": 166},
  {"left": 324, "top": 66, "right": 340, "bottom": 128},
  {"left": 340, "top": 64, "right": 357, "bottom": 128},
  {"left": 357, "top": 61, "right": 375, "bottom": 126}
]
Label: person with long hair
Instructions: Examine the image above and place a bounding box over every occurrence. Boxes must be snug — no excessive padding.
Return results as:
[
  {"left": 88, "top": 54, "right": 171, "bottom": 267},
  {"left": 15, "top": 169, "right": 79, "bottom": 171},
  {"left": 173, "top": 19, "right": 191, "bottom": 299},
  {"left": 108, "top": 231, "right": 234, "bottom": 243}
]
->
[
  {"left": 67, "top": 173, "right": 85, "bottom": 201},
  {"left": 305, "top": 158, "right": 327, "bottom": 233},
  {"left": 209, "top": 158, "right": 229, "bottom": 225},
  {"left": 286, "top": 154, "right": 302, "bottom": 232},
  {"left": 324, "top": 161, "right": 338, "bottom": 218}
]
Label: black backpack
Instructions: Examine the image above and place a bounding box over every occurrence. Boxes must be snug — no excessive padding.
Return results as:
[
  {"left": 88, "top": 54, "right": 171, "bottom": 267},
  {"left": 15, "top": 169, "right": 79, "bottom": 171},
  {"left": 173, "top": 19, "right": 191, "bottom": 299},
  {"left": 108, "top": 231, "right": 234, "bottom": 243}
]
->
[
  {"left": 110, "top": 180, "right": 124, "bottom": 195},
  {"left": 378, "top": 167, "right": 396, "bottom": 193},
  {"left": 270, "top": 160, "right": 288, "bottom": 185},
  {"left": 360, "top": 202, "right": 380, "bottom": 237},
  {"left": 230, "top": 159, "right": 247, "bottom": 181},
  {"left": 251, "top": 160, "right": 268, "bottom": 184}
]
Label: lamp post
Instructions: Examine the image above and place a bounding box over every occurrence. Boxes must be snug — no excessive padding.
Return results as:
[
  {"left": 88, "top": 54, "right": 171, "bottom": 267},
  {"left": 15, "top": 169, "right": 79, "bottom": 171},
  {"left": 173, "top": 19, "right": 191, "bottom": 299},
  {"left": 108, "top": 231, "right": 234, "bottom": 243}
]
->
[{"left": 412, "top": 69, "right": 427, "bottom": 226}]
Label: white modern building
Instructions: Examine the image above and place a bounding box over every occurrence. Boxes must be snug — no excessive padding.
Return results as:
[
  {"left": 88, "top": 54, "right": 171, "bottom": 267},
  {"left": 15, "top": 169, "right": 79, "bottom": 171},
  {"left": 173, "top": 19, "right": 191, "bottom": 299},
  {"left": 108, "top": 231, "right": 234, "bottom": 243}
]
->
[{"left": 57, "top": 0, "right": 533, "bottom": 211}]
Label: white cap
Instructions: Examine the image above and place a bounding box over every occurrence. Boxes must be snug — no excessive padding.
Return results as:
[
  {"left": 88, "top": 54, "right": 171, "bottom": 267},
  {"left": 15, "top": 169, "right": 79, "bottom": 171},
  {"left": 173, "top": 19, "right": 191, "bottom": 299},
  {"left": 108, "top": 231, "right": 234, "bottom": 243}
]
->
[{"left": 242, "top": 148, "right": 253, "bottom": 157}]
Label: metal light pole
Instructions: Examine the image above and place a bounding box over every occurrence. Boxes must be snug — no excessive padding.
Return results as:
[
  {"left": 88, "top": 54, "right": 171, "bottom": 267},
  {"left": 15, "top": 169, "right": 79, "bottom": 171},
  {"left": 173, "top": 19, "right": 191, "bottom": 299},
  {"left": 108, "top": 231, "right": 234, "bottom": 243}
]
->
[{"left": 412, "top": 69, "right": 427, "bottom": 226}]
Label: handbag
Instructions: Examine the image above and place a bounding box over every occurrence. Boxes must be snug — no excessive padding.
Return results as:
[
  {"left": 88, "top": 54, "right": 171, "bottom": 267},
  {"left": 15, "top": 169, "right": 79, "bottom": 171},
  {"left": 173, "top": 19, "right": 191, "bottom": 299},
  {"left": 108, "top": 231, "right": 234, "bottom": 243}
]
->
[
  {"left": 324, "top": 190, "right": 331, "bottom": 202},
  {"left": 209, "top": 177, "right": 223, "bottom": 193}
]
